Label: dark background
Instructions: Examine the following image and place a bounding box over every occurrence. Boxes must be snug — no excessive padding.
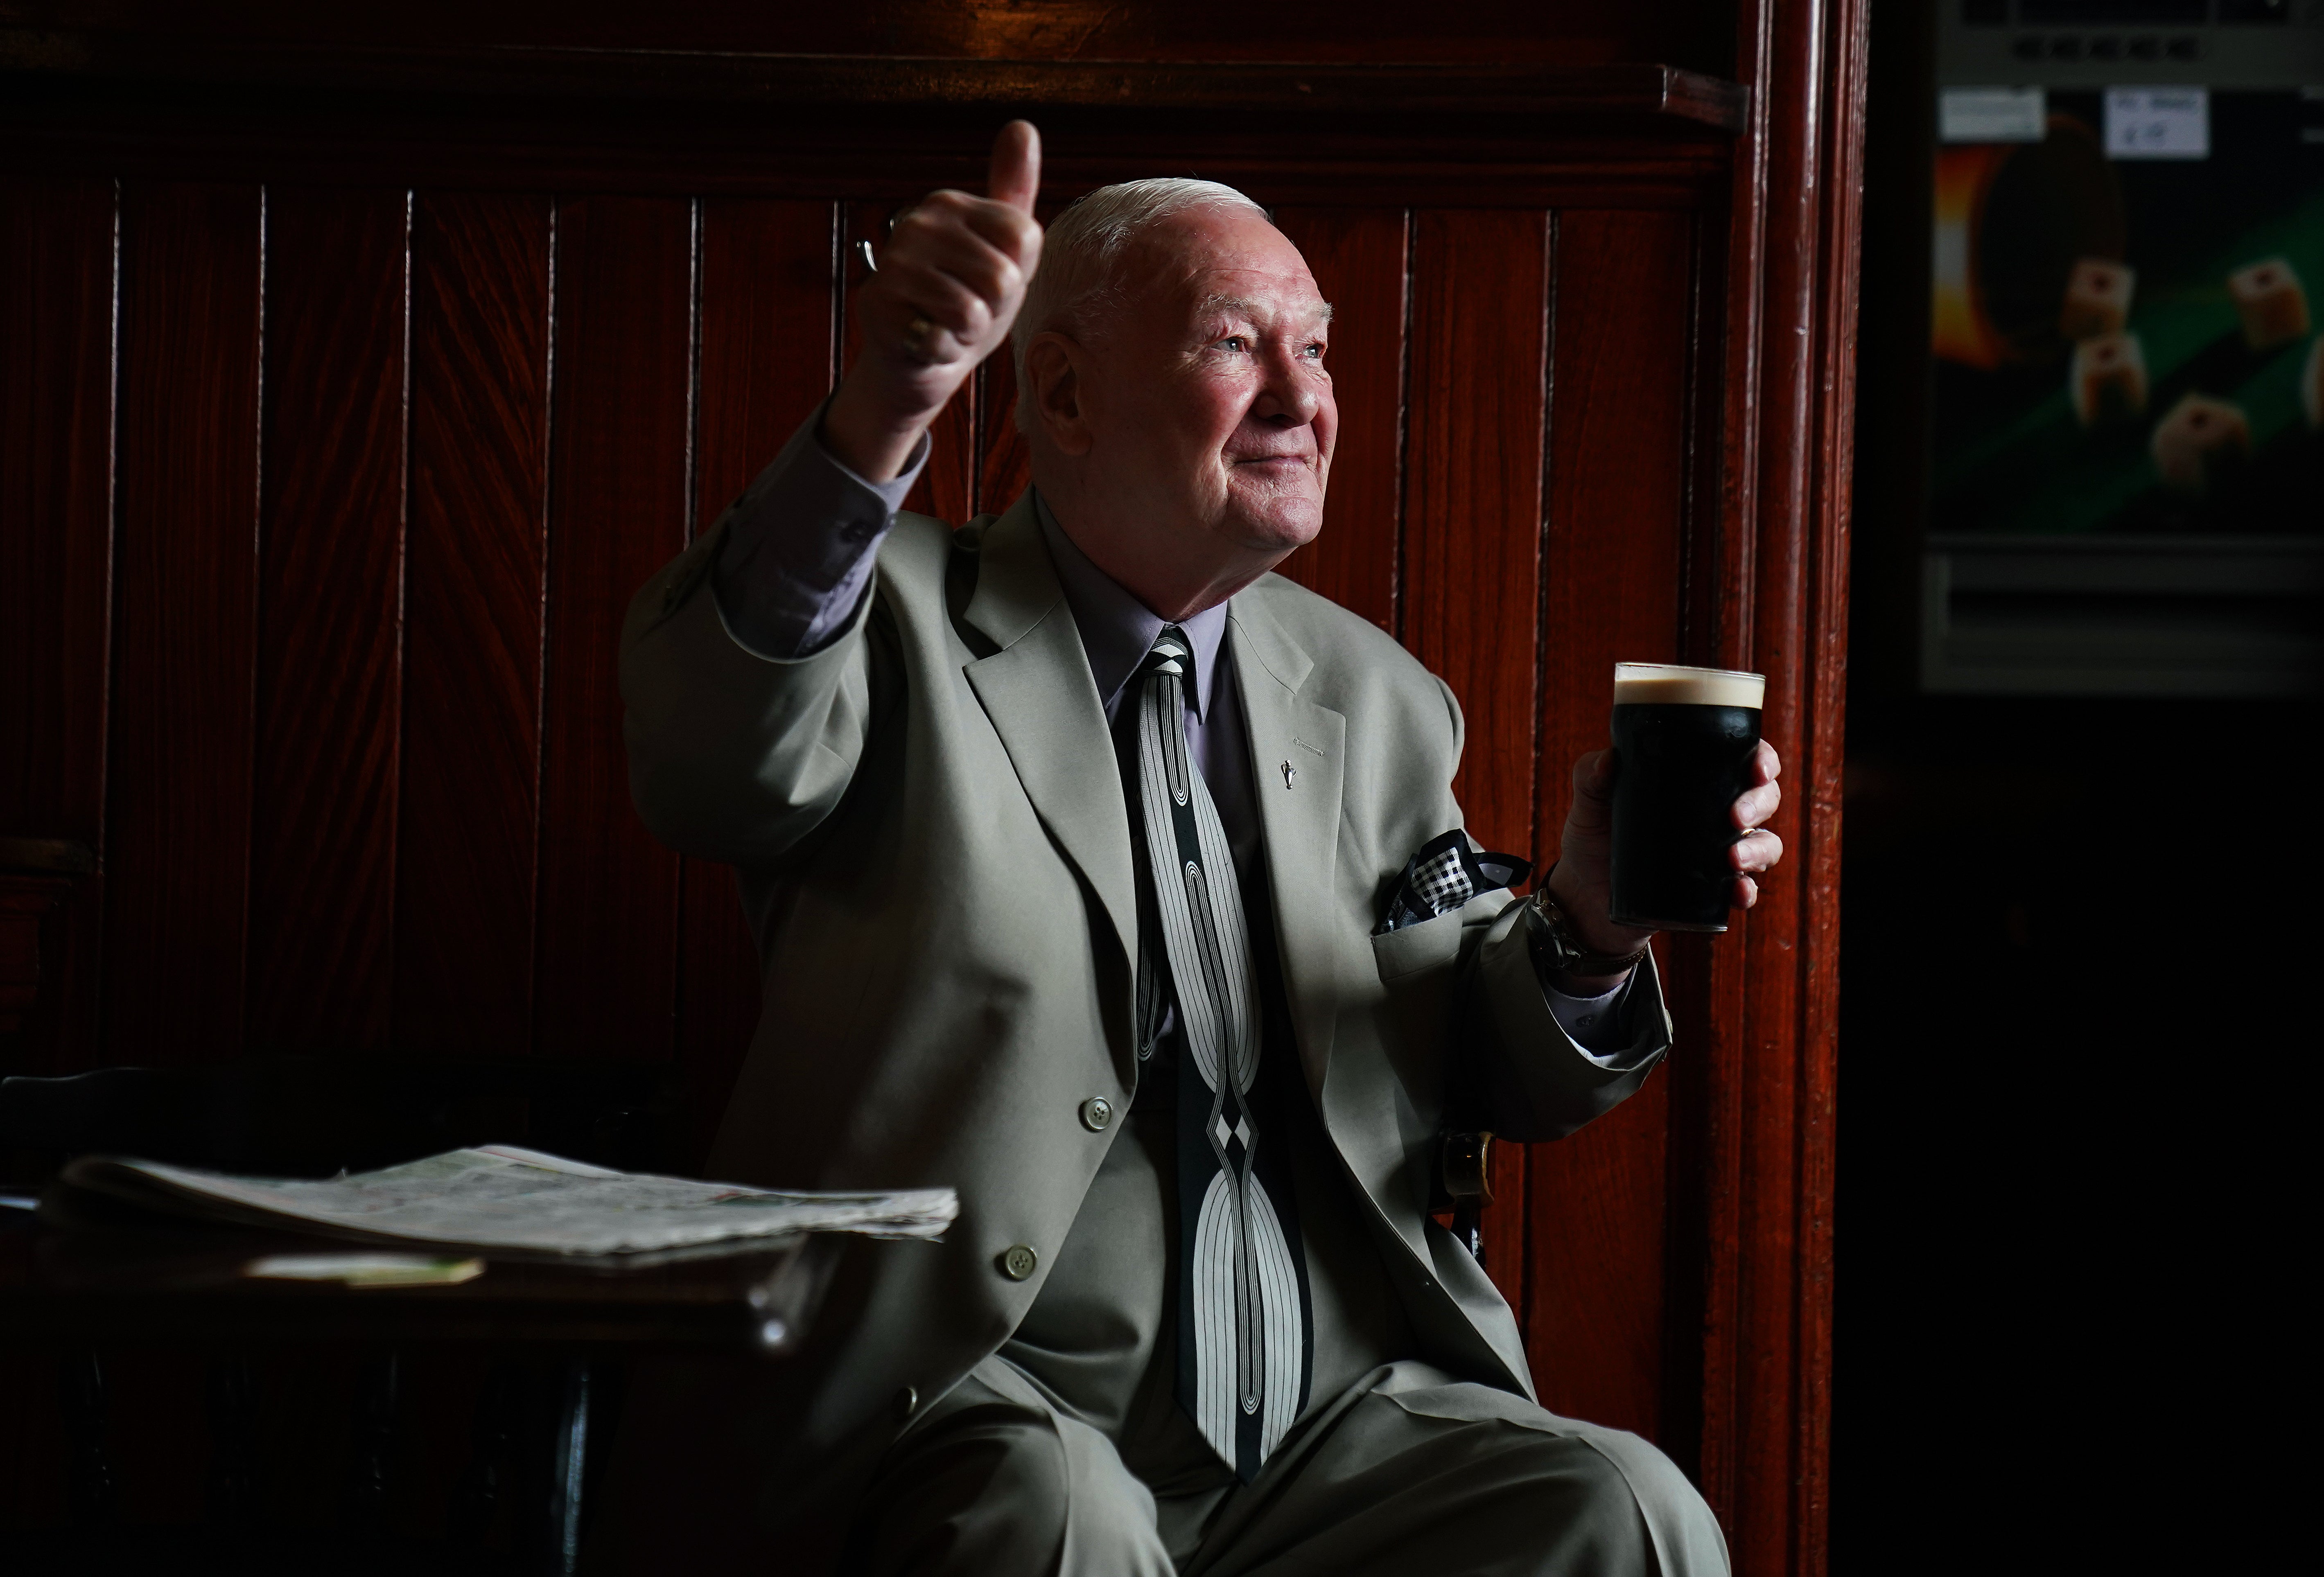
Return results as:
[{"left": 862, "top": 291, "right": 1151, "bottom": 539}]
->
[{"left": 1834, "top": 3, "right": 2315, "bottom": 1568}]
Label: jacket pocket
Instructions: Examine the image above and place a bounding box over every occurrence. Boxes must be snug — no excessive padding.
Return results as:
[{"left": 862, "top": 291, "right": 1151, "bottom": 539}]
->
[{"left": 1370, "top": 907, "right": 1467, "bottom": 984}]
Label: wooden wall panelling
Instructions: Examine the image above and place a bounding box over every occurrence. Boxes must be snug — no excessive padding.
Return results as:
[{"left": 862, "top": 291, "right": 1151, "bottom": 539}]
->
[
  {"left": 1676, "top": 0, "right": 1863, "bottom": 1568},
  {"left": 1730, "top": 0, "right": 1863, "bottom": 1569},
  {"left": 678, "top": 196, "right": 840, "bottom": 1161},
  {"left": 1522, "top": 208, "right": 1696, "bottom": 1441},
  {"left": 0, "top": 177, "right": 115, "bottom": 1074},
  {"left": 245, "top": 186, "right": 409, "bottom": 1050},
  {"left": 394, "top": 191, "right": 552, "bottom": 1056},
  {"left": 845, "top": 201, "right": 977, "bottom": 523},
  {"left": 533, "top": 195, "right": 691, "bottom": 1061},
  {"left": 103, "top": 181, "right": 262, "bottom": 1064},
  {"left": 1400, "top": 208, "right": 1550, "bottom": 857},
  {"left": 1267, "top": 206, "right": 1407, "bottom": 634},
  {"left": 1400, "top": 207, "right": 1552, "bottom": 1307},
  {"left": 1, "top": 42, "right": 1868, "bottom": 1568},
  {"left": 7, "top": 4, "right": 1733, "bottom": 77}
]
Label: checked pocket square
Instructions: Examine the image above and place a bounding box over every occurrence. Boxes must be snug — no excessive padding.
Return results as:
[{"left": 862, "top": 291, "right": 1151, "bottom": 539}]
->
[{"left": 1377, "top": 830, "right": 1532, "bottom": 935}]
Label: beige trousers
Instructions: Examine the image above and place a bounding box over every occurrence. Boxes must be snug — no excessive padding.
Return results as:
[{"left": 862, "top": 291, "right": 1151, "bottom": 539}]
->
[{"left": 845, "top": 1357, "right": 1729, "bottom": 1577}]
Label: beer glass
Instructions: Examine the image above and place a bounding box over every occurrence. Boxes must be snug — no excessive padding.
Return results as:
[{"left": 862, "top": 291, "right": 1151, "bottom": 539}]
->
[{"left": 1609, "top": 663, "right": 1766, "bottom": 932}]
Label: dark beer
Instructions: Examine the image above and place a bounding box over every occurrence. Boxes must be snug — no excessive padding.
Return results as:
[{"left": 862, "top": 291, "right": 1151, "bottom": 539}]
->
[{"left": 1609, "top": 663, "right": 1765, "bottom": 933}]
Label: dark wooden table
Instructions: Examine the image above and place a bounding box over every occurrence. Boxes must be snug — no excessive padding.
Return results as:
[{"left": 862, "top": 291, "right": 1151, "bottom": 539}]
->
[
  {"left": 0, "top": 1204, "right": 837, "bottom": 1574},
  {"left": 0, "top": 1209, "right": 833, "bottom": 1350}
]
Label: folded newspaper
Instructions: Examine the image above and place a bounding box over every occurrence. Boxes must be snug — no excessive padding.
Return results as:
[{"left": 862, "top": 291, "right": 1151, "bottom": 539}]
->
[{"left": 49, "top": 1144, "right": 957, "bottom": 1260}]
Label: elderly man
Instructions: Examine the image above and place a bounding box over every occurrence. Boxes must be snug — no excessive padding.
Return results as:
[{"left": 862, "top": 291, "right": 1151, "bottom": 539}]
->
[{"left": 616, "top": 121, "right": 1782, "bottom": 1574}]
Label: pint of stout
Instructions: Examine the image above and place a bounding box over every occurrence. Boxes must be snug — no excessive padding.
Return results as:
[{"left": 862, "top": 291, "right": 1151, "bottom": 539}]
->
[{"left": 1610, "top": 663, "right": 1766, "bottom": 932}]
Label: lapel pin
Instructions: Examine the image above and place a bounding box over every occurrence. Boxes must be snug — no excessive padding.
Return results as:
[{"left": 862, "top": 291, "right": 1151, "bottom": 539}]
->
[{"left": 1281, "top": 760, "right": 1296, "bottom": 789}]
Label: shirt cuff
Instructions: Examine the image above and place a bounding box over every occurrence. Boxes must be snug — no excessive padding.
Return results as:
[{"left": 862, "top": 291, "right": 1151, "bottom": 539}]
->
[
  {"left": 1541, "top": 974, "right": 1636, "bottom": 1066},
  {"left": 711, "top": 398, "right": 931, "bottom": 659}
]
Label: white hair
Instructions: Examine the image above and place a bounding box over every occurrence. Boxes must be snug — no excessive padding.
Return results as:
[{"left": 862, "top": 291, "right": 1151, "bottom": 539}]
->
[{"left": 1010, "top": 177, "right": 1269, "bottom": 430}]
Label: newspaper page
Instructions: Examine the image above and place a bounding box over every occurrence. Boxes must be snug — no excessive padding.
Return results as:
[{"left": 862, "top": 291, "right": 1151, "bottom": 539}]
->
[{"left": 56, "top": 1145, "right": 956, "bottom": 1259}]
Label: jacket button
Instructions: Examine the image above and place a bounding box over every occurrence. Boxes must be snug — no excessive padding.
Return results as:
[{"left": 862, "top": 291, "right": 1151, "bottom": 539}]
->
[
  {"left": 999, "top": 1244, "right": 1038, "bottom": 1281},
  {"left": 1079, "top": 1096, "right": 1114, "bottom": 1132},
  {"left": 892, "top": 1384, "right": 918, "bottom": 1421},
  {"left": 662, "top": 580, "right": 681, "bottom": 610}
]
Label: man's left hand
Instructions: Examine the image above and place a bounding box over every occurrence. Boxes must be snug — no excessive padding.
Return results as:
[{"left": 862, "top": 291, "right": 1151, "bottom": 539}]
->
[{"left": 1543, "top": 741, "right": 1784, "bottom": 984}]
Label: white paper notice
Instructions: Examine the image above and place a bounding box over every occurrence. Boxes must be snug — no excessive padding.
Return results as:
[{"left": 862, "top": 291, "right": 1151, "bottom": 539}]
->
[
  {"left": 2105, "top": 87, "right": 2210, "bottom": 160},
  {"left": 1940, "top": 87, "right": 2048, "bottom": 144}
]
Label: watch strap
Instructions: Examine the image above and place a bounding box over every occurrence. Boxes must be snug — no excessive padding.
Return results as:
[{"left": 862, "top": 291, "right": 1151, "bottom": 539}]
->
[{"left": 1528, "top": 882, "right": 1652, "bottom": 977}]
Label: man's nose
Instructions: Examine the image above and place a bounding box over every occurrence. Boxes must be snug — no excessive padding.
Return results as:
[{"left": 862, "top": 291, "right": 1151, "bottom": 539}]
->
[{"left": 1251, "top": 349, "right": 1321, "bottom": 426}]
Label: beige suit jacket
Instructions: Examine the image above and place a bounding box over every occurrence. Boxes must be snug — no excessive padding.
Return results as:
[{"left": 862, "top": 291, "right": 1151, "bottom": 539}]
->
[{"left": 619, "top": 489, "right": 1671, "bottom": 1502}]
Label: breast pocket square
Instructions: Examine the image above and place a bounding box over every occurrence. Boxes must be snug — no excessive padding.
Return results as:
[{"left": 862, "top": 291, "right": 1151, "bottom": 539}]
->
[{"left": 1377, "top": 830, "right": 1531, "bottom": 935}]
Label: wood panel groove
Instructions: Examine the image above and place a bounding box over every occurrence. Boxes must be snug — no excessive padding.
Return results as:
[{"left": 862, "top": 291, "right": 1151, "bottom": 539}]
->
[{"left": 1530, "top": 209, "right": 1561, "bottom": 868}]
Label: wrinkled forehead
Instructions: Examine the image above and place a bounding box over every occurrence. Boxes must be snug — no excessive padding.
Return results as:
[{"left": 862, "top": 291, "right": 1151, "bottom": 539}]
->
[{"left": 1121, "top": 208, "right": 1330, "bottom": 327}]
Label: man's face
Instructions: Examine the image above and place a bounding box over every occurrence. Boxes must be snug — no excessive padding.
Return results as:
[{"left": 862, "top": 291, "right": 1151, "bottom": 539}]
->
[{"left": 1080, "top": 205, "right": 1337, "bottom": 572}]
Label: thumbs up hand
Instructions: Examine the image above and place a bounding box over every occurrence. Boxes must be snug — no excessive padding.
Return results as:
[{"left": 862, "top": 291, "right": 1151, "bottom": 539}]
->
[{"left": 824, "top": 121, "right": 1044, "bottom": 483}]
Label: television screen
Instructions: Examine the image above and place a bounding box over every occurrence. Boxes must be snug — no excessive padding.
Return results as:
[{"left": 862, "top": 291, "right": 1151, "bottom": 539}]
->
[{"left": 1930, "top": 88, "right": 2322, "bottom": 537}]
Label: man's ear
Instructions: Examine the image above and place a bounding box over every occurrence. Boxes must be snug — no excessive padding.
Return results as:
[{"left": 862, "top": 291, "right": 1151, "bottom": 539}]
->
[{"left": 1027, "top": 333, "right": 1093, "bottom": 457}]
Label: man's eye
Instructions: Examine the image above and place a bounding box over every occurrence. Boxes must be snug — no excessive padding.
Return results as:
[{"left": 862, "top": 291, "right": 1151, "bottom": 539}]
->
[
  {"left": 1302, "top": 343, "right": 1326, "bottom": 360},
  {"left": 1220, "top": 336, "right": 1247, "bottom": 352}
]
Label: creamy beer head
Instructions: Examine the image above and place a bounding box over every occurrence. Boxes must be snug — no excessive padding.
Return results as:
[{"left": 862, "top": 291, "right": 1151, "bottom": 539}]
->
[{"left": 1613, "top": 663, "right": 1765, "bottom": 711}]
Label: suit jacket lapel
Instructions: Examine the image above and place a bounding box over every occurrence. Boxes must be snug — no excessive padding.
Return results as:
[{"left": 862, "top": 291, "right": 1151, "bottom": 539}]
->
[
  {"left": 1229, "top": 587, "right": 1345, "bottom": 1105},
  {"left": 962, "top": 496, "right": 1139, "bottom": 991}
]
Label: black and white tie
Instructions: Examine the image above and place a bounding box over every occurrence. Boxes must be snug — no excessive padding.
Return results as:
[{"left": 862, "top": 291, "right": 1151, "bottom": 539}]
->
[{"left": 1129, "top": 626, "right": 1311, "bottom": 1481}]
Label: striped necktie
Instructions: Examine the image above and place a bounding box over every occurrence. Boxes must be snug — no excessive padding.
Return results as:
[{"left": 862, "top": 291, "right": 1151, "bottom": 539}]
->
[{"left": 1128, "top": 625, "right": 1312, "bottom": 1481}]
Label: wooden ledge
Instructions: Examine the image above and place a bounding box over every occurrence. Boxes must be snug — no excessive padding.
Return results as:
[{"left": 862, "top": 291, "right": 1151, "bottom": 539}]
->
[{"left": 1, "top": 31, "right": 1748, "bottom": 133}]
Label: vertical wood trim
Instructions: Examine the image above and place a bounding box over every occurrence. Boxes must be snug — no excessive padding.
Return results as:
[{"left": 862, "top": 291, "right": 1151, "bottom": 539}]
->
[
  {"left": 672, "top": 192, "right": 703, "bottom": 1082},
  {"left": 1707, "top": 2, "right": 1865, "bottom": 1570},
  {"left": 532, "top": 199, "right": 558, "bottom": 1047},
  {"left": 1793, "top": 2, "right": 1869, "bottom": 1565},
  {"left": 103, "top": 181, "right": 264, "bottom": 1064},
  {"left": 393, "top": 189, "right": 413, "bottom": 1027},
  {"left": 1689, "top": 0, "right": 1783, "bottom": 1534}
]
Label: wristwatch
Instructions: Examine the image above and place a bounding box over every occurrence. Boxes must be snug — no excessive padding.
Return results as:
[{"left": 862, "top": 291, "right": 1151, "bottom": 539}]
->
[{"left": 1526, "top": 878, "right": 1653, "bottom": 979}]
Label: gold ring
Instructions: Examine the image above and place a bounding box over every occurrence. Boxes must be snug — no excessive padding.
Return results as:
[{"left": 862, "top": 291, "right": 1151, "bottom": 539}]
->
[{"left": 903, "top": 314, "right": 938, "bottom": 360}]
